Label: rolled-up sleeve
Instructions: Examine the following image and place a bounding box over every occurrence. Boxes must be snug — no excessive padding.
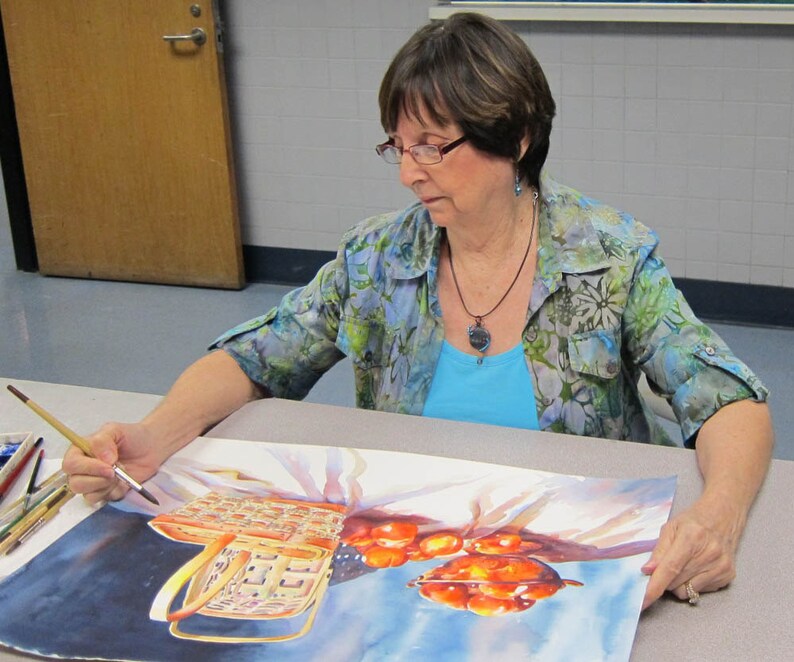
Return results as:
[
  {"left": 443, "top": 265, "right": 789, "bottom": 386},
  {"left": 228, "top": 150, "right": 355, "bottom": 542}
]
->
[
  {"left": 209, "top": 256, "right": 347, "bottom": 400},
  {"left": 624, "top": 250, "right": 768, "bottom": 447}
]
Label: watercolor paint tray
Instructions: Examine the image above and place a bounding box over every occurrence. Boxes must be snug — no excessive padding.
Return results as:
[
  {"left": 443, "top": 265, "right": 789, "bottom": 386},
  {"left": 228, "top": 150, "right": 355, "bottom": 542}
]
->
[{"left": 0, "top": 432, "right": 36, "bottom": 495}]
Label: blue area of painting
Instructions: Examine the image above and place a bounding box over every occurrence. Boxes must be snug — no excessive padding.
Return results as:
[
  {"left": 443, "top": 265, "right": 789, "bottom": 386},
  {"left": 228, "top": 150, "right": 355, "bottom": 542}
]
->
[
  {"left": 0, "top": 505, "right": 647, "bottom": 661},
  {"left": 0, "top": 442, "right": 21, "bottom": 468},
  {"left": 0, "top": 508, "right": 217, "bottom": 660}
]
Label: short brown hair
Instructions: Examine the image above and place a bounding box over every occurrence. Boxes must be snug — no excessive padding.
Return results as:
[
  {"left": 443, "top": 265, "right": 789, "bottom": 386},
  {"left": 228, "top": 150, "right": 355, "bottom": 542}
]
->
[{"left": 378, "top": 12, "right": 556, "bottom": 190}]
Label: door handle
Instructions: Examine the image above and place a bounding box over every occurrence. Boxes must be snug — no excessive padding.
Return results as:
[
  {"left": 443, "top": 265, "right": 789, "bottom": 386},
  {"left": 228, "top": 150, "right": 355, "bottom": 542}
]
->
[{"left": 162, "top": 27, "right": 206, "bottom": 46}]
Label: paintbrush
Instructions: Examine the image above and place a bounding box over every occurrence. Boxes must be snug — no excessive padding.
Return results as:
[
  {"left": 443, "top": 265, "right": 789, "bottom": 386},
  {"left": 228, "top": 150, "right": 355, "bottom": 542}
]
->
[{"left": 6, "top": 385, "right": 159, "bottom": 506}]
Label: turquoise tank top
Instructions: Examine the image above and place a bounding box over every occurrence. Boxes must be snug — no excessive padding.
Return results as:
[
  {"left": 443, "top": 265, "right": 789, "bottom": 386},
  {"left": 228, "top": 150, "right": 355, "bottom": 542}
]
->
[{"left": 423, "top": 341, "right": 540, "bottom": 430}]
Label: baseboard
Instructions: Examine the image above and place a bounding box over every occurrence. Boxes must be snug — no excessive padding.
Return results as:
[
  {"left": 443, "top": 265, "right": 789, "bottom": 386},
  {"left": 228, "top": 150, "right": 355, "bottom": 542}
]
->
[
  {"left": 243, "top": 245, "right": 794, "bottom": 328},
  {"left": 675, "top": 278, "right": 794, "bottom": 328},
  {"left": 243, "top": 245, "right": 335, "bottom": 287}
]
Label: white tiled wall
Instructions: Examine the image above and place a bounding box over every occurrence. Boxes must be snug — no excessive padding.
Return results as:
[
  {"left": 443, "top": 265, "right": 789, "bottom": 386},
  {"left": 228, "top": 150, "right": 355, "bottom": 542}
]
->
[{"left": 223, "top": 1, "right": 794, "bottom": 288}]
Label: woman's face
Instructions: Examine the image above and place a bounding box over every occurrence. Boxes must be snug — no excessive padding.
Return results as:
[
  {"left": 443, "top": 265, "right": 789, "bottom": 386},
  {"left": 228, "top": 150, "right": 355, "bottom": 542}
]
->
[{"left": 392, "top": 111, "right": 516, "bottom": 230}]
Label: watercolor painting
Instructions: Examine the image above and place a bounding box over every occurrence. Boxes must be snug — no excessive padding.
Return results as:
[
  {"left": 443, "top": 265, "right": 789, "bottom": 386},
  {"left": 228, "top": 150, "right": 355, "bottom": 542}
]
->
[{"left": 0, "top": 438, "right": 676, "bottom": 661}]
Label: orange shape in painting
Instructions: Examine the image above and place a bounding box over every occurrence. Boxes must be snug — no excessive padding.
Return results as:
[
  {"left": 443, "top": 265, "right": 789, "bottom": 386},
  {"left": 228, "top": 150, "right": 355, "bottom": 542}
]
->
[
  {"left": 520, "top": 583, "right": 560, "bottom": 600},
  {"left": 467, "top": 593, "right": 518, "bottom": 616},
  {"left": 480, "top": 582, "right": 526, "bottom": 599},
  {"left": 362, "top": 544, "right": 408, "bottom": 568},
  {"left": 418, "top": 532, "right": 463, "bottom": 557},
  {"left": 418, "top": 583, "right": 469, "bottom": 610},
  {"left": 371, "top": 521, "right": 418, "bottom": 548},
  {"left": 341, "top": 521, "right": 373, "bottom": 548},
  {"left": 465, "top": 532, "right": 522, "bottom": 555},
  {"left": 406, "top": 544, "right": 435, "bottom": 562},
  {"left": 489, "top": 557, "right": 556, "bottom": 584},
  {"left": 515, "top": 594, "right": 537, "bottom": 611},
  {"left": 342, "top": 531, "right": 374, "bottom": 548},
  {"left": 409, "top": 553, "right": 582, "bottom": 615}
]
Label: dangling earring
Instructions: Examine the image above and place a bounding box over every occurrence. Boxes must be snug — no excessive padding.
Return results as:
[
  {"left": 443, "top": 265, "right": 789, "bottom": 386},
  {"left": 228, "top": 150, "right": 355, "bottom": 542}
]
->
[{"left": 514, "top": 169, "right": 522, "bottom": 197}]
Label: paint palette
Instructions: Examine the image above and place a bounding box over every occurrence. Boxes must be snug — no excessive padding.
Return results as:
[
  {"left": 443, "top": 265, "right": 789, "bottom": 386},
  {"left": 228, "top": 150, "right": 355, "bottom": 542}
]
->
[{"left": 0, "top": 432, "right": 36, "bottom": 496}]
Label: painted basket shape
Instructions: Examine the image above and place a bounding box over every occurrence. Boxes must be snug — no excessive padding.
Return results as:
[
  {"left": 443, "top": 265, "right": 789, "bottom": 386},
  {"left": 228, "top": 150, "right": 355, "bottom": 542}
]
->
[{"left": 148, "top": 492, "right": 346, "bottom": 643}]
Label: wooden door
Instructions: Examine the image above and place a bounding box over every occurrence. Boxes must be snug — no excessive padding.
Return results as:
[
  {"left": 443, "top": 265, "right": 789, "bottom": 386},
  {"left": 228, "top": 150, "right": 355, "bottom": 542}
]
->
[{"left": 1, "top": 0, "right": 244, "bottom": 289}]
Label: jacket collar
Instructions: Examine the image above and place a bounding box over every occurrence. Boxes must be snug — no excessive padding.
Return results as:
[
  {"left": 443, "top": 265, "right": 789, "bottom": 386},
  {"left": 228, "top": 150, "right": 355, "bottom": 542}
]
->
[
  {"left": 535, "top": 174, "right": 611, "bottom": 296},
  {"left": 383, "top": 203, "right": 442, "bottom": 280}
]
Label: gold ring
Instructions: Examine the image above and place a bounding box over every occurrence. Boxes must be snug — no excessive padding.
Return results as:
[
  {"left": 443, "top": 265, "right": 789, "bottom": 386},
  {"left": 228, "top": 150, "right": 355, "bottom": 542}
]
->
[{"left": 684, "top": 580, "right": 700, "bottom": 605}]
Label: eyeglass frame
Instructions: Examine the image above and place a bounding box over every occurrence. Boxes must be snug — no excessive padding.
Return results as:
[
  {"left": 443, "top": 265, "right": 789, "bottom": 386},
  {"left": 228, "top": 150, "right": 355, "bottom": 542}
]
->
[{"left": 375, "top": 135, "right": 468, "bottom": 165}]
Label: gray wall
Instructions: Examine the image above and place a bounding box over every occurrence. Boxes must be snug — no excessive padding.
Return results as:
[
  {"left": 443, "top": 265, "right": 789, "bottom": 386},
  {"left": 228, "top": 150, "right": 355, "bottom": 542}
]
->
[{"left": 223, "top": 0, "right": 794, "bottom": 287}]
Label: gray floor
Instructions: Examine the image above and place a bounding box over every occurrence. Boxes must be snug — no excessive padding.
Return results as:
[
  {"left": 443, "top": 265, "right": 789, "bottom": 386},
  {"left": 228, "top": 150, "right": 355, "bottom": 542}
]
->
[{"left": 2, "top": 219, "right": 792, "bottom": 460}]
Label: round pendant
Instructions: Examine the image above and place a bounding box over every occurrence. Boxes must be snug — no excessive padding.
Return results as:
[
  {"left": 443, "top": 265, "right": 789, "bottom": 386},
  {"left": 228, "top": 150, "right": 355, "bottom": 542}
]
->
[{"left": 467, "top": 323, "right": 491, "bottom": 353}]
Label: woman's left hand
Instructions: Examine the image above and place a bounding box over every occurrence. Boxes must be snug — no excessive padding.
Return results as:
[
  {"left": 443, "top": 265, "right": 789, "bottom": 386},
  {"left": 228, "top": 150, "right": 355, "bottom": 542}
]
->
[
  {"left": 640, "top": 497, "right": 741, "bottom": 609},
  {"left": 640, "top": 399, "right": 774, "bottom": 610}
]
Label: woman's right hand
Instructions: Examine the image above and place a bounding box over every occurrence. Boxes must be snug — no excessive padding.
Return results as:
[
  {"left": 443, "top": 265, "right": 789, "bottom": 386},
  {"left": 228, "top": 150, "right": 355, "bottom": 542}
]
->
[
  {"left": 61, "top": 351, "right": 264, "bottom": 504},
  {"left": 62, "top": 421, "right": 161, "bottom": 504}
]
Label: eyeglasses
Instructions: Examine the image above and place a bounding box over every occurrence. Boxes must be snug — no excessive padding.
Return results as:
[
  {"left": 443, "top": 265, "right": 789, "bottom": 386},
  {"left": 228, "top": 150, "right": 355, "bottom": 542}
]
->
[{"left": 375, "top": 136, "right": 468, "bottom": 165}]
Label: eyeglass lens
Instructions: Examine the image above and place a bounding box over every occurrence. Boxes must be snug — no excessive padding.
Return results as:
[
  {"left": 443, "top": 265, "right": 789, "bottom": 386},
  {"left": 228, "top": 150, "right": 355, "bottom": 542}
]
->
[{"left": 376, "top": 136, "right": 467, "bottom": 165}]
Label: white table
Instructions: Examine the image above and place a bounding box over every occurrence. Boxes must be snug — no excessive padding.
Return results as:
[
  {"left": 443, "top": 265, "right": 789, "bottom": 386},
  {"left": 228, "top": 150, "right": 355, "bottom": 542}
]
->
[{"left": 1, "top": 378, "right": 792, "bottom": 661}]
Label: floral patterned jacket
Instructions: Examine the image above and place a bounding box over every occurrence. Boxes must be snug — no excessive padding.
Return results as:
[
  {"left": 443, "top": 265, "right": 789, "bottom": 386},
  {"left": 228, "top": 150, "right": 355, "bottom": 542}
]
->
[{"left": 213, "top": 175, "right": 767, "bottom": 446}]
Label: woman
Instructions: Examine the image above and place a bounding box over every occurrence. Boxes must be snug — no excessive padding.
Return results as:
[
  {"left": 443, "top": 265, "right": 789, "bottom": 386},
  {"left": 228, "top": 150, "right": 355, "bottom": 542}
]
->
[{"left": 64, "top": 13, "right": 773, "bottom": 611}]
